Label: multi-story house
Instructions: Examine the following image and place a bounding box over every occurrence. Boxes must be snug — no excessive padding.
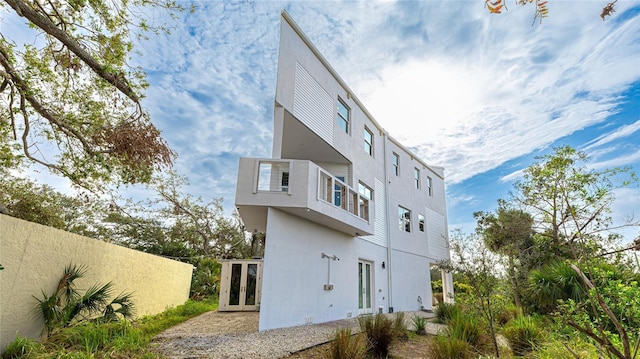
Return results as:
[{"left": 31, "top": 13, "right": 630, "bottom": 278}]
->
[{"left": 230, "top": 11, "right": 454, "bottom": 331}]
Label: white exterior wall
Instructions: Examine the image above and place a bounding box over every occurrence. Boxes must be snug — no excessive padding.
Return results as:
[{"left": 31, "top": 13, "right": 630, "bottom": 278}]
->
[{"left": 259, "top": 208, "right": 389, "bottom": 330}]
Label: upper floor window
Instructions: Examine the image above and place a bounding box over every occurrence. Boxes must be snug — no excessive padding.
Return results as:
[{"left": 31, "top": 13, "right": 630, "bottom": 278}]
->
[
  {"left": 418, "top": 214, "right": 425, "bottom": 232},
  {"left": 364, "top": 127, "right": 373, "bottom": 156},
  {"left": 398, "top": 206, "right": 411, "bottom": 232},
  {"left": 426, "top": 176, "right": 433, "bottom": 196},
  {"left": 414, "top": 168, "right": 420, "bottom": 189},
  {"left": 392, "top": 153, "right": 399, "bottom": 176},
  {"left": 358, "top": 182, "right": 373, "bottom": 221},
  {"left": 337, "top": 98, "right": 350, "bottom": 133}
]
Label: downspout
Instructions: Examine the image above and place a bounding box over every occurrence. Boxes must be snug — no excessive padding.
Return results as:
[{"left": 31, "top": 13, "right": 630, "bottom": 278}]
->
[{"left": 383, "top": 132, "right": 393, "bottom": 312}]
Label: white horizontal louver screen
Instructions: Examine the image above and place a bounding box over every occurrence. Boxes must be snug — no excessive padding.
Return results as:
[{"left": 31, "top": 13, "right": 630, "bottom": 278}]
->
[
  {"left": 293, "top": 62, "right": 333, "bottom": 144},
  {"left": 426, "top": 208, "right": 449, "bottom": 260},
  {"left": 361, "top": 178, "right": 386, "bottom": 247}
]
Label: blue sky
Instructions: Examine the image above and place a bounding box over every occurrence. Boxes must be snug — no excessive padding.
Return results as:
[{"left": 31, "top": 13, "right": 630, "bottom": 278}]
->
[{"left": 5, "top": 1, "right": 640, "bottom": 241}]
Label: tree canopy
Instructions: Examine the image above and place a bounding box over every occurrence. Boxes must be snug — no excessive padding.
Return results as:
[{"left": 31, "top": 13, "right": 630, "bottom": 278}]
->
[{"left": 0, "top": 0, "right": 180, "bottom": 190}]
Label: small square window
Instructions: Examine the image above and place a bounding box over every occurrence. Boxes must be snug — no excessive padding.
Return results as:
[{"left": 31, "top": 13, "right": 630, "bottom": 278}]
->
[
  {"left": 392, "top": 153, "right": 399, "bottom": 176},
  {"left": 414, "top": 168, "right": 420, "bottom": 189},
  {"left": 418, "top": 214, "right": 425, "bottom": 232},
  {"left": 337, "top": 98, "right": 350, "bottom": 133},
  {"left": 398, "top": 206, "right": 411, "bottom": 233},
  {"left": 364, "top": 127, "right": 373, "bottom": 156}
]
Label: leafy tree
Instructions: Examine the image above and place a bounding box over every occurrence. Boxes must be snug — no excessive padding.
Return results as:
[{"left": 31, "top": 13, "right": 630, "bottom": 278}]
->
[
  {"left": 0, "top": 0, "right": 180, "bottom": 189},
  {"left": 0, "top": 172, "right": 109, "bottom": 238},
  {"left": 511, "top": 146, "right": 637, "bottom": 255},
  {"left": 475, "top": 204, "right": 534, "bottom": 308},
  {"left": 439, "top": 229, "right": 505, "bottom": 357},
  {"left": 151, "top": 173, "right": 249, "bottom": 258},
  {"left": 34, "top": 264, "right": 134, "bottom": 337}
]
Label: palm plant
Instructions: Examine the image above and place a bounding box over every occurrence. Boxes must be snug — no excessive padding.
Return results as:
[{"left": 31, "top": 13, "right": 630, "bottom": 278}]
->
[{"left": 34, "top": 264, "right": 134, "bottom": 336}]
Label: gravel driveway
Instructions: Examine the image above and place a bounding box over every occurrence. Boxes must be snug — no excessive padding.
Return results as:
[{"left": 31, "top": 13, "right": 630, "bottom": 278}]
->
[{"left": 152, "top": 311, "right": 442, "bottom": 359}]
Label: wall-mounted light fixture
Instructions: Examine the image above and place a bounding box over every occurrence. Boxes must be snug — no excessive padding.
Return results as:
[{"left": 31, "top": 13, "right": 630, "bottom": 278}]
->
[{"left": 382, "top": 261, "right": 386, "bottom": 269}]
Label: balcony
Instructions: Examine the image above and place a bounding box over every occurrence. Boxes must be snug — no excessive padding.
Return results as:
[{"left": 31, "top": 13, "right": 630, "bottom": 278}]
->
[{"left": 235, "top": 158, "right": 374, "bottom": 237}]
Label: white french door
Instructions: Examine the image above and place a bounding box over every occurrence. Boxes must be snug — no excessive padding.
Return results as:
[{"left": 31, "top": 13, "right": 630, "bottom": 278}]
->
[
  {"left": 222, "top": 261, "right": 261, "bottom": 311},
  {"left": 358, "top": 260, "right": 373, "bottom": 315}
]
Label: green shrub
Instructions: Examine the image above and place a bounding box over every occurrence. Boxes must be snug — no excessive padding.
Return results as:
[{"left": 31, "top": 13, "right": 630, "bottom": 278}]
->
[
  {"left": 2, "top": 335, "right": 42, "bottom": 359},
  {"left": 393, "top": 312, "right": 408, "bottom": 341},
  {"left": 435, "top": 302, "right": 460, "bottom": 323},
  {"left": 47, "top": 321, "right": 141, "bottom": 354},
  {"left": 533, "top": 336, "right": 598, "bottom": 359},
  {"left": 357, "top": 314, "right": 395, "bottom": 358},
  {"left": 503, "top": 315, "right": 543, "bottom": 356},
  {"left": 498, "top": 303, "right": 521, "bottom": 326},
  {"left": 325, "top": 328, "right": 366, "bottom": 359},
  {"left": 411, "top": 314, "right": 427, "bottom": 335},
  {"left": 429, "top": 335, "right": 472, "bottom": 359},
  {"left": 446, "top": 314, "right": 483, "bottom": 349}
]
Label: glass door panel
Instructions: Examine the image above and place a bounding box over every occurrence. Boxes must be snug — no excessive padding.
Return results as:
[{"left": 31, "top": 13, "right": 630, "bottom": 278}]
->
[
  {"left": 245, "top": 263, "right": 258, "bottom": 306},
  {"left": 358, "top": 260, "right": 373, "bottom": 314},
  {"left": 229, "top": 263, "right": 242, "bottom": 306}
]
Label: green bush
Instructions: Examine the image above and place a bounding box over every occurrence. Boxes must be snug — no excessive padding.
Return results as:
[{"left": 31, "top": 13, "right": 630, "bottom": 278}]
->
[
  {"left": 325, "top": 328, "right": 366, "bottom": 359},
  {"left": 411, "top": 314, "right": 427, "bottom": 335},
  {"left": 393, "top": 312, "right": 408, "bottom": 341},
  {"left": 357, "top": 314, "right": 396, "bottom": 358},
  {"left": 429, "top": 335, "right": 472, "bottom": 359},
  {"left": 435, "top": 302, "right": 460, "bottom": 323},
  {"left": 2, "top": 335, "right": 42, "bottom": 359},
  {"left": 498, "top": 303, "right": 521, "bottom": 326},
  {"left": 503, "top": 315, "right": 543, "bottom": 356},
  {"left": 446, "top": 314, "right": 483, "bottom": 349}
]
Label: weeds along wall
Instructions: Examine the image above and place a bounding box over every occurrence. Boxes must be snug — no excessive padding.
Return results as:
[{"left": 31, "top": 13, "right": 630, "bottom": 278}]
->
[{"left": 0, "top": 214, "right": 193, "bottom": 352}]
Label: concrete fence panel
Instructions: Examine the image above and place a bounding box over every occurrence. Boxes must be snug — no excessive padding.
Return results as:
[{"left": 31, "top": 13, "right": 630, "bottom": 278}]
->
[{"left": 0, "top": 214, "right": 193, "bottom": 352}]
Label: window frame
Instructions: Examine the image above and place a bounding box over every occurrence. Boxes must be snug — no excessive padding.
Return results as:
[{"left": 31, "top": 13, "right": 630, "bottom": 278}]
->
[
  {"left": 364, "top": 126, "right": 373, "bottom": 156},
  {"left": 398, "top": 206, "right": 411, "bottom": 233},
  {"left": 392, "top": 153, "right": 399, "bottom": 176},
  {"left": 337, "top": 98, "right": 350, "bottom": 133},
  {"left": 414, "top": 168, "right": 421, "bottom": 189},
  {"left": 426, "top": 176, "right": 433, "bottom": 196},
  {"left": 418, "top": 214, "right": 425, "bottom": 232}
]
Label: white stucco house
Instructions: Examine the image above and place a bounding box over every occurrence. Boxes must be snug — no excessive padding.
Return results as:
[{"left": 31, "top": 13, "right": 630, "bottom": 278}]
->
[{"left": 226, "top": 11, "right": 454, "bottom": 331}]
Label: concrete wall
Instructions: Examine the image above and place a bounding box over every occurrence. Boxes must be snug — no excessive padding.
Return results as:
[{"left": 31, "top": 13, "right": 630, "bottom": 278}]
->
[{"left": 0, "top": 215, "right": 193, "bottom": 352}]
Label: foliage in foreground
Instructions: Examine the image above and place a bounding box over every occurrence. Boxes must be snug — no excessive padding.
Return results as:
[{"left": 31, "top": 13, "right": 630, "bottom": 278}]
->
[
  {"left": 34, "top": 264, "right": 134, "bottom": 337},
  {"left": 502, "top": 315, "right": 544, "bottom": 356},
  {"left": 357, "top": 314, "right": 398, "bottom": 358},
  {"left": 325, "top": 328, "right": 366, "bottom": 359},
  {"left": 1, "top": 300, "right": 216, "bottom": 358},
  {"left": 435, "top": 302, "right": 460, "bottom": 324}
]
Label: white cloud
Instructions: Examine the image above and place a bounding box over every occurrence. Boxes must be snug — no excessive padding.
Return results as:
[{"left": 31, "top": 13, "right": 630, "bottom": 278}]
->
[{"left": 583, "top": 119, "right": 640, "bottom": 151}]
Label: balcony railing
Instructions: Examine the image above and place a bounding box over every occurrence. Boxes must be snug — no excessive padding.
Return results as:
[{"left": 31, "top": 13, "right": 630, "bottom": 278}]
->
[
  {"left": 253, "top": 160, "right": 369, "bottom": 222},
  {"left": 318, "top": 169, "right": 369, "bottom": 222}
]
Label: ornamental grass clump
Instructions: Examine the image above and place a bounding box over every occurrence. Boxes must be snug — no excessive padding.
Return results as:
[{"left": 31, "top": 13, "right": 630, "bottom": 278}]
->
[
  {"left": 325, "top": 328, "right": 366, "bottom": 359},
  {"left": 502, "top": 315, "right": 543, "bottom": 356},
  {"left": 435, "top": 302, "right": 460, "bottom": 323},
  {"left": 357, "top": 314, "right": 396, "bottom": 358},
  {"left": 411, "top": 314, "right": 427, "bottom": 335}
]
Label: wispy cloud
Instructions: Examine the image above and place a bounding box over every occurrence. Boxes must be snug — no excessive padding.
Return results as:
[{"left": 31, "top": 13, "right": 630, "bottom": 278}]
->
[{"left": 583, "top": 119, "right": 640, "bottom": 151}]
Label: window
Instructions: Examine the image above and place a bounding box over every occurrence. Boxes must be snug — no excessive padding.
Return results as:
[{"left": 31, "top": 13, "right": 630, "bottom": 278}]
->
[
  {"left": 337, "top": 98, "right": 350, "bottom": 133},
  {"left": 364, "top": 127, "right": 373, "bottom": 156},
  {"left": 335, "top": 176, "right": 346, "bottom": 208},
  {"left": 418, "top": 214, "right": 425, "bottom": 232},
  {"left": 414, "top": 168, "right": 420, "bottom": 189},
  {"left": 392, "top": 153, "right": 399, "bottom": 176},
  {"left": 426, "top": 176, "right": 433, "bottom": 196},
  {"left": 358, "top": 182, "right": 372, "bottom": 221},
  {"left": 358, "top": 182, "right": 372, "bottom": 200},
  {"left": 398, "top": 206, "right": 411, "bottom": 232}
]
